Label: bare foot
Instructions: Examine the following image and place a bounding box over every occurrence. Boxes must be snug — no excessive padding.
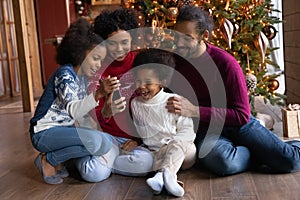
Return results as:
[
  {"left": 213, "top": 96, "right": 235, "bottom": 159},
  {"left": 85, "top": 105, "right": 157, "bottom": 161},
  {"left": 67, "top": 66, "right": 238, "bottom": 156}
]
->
[
  {"left": 41, "top": 154, "right": 56, "bottom": 176},
  {"left": 55, "top": 163, "right": 64, "bottom": 171}
]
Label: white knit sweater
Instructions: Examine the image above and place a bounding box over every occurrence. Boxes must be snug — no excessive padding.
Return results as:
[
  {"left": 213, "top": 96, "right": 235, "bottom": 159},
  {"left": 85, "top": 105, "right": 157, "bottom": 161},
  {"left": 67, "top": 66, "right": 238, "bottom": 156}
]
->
[{"left": 131, "top": 89, "right": 196, "bottom": 151}]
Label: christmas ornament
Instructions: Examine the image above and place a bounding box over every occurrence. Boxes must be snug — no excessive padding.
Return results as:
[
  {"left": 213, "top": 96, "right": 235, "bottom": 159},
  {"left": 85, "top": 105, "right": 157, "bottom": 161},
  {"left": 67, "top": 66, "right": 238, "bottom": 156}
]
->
[
  {"left": 166, "top": 7, "right": 178, "bottom": 21},
  {"left": 246, "top": 73, "right": 257, "bottom": 93},
  {"left": 220, "top": 18, "right": 234, "bottom": 49},
  {"left": 232, "top": 22, "right": 240, "bottom": 35},
  {"left": 268, "top": 79, "right": 279, "bottom": 91},
  {"left": 254, "top": 32, "right": 269, "bottom": 63},
  {"left": 262, "top": 25, "right": 277, "bottom": 40}
]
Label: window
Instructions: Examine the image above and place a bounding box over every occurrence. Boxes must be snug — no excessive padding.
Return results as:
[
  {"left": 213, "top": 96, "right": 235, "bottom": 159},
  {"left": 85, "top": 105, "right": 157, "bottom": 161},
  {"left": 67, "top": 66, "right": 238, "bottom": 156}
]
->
[{"left": 0, "top": 0, "right": 20, "bottom": 98}]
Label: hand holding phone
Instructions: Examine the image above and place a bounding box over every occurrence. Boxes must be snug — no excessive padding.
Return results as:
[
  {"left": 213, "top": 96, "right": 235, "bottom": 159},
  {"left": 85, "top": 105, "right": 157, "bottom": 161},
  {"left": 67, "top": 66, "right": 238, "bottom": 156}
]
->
[
  {"left": 112, "top": 90, "right": 122, "bottom": 101},
  {"left": 112, "top": 90, "right": 125, "bottom": 110}
]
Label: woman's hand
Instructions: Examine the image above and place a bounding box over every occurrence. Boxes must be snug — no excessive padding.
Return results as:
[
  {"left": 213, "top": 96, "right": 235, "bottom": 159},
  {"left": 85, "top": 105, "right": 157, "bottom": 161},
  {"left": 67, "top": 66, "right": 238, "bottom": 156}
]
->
[
  {"left": 101, "top": 92, "right": 126, "bottom": 118},
  {"left": 166, "top": 96, "right": 200, "bottom": 118},
  {"left": 120, "top": 139, "right": 138, "bottom": 152}
]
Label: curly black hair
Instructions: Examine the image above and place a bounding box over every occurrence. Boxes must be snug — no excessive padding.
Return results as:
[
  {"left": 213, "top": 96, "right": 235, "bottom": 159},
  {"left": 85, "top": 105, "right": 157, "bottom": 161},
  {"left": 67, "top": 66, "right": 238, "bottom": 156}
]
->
[
  {"left": 56, "top": 18, "right": 104, "bottom": 66},
  {"left": 93, "top": 8, "right": 139, "bottom": 39},
  {"left": 177, "top": 5, "right": 214, "bottom": 36},
  {"left": 132, "top": 49, "right": 175, "bottom": 84}
]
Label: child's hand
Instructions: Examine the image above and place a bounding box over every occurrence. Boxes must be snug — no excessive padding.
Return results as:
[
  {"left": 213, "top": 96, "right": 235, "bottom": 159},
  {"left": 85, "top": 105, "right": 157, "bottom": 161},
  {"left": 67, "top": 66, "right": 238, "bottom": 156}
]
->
[
  {"left": 120, "top": 139, "right": 138, "bottom": 152},
  {"left": 94, "top": 76, "right": 120, "bottom": 101}
]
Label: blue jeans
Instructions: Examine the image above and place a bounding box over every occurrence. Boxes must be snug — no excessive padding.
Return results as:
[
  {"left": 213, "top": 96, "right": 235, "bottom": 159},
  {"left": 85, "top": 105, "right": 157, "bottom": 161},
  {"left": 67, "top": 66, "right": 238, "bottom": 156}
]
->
[
  {"left": 74, "top": 136, "right": 153, "bottom": 182},
  {"left": 31, "top": 126, "right": 112, "bottom": 166},
  {"left": 196, "top": 115, "right": 300, "bottom": 176}
]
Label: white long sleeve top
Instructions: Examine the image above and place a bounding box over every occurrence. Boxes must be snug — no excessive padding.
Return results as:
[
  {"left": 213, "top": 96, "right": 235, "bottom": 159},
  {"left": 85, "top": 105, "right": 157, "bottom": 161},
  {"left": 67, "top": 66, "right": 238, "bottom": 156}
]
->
[{"left": 131, "top": 89, "right": 196, "bottom": 151}]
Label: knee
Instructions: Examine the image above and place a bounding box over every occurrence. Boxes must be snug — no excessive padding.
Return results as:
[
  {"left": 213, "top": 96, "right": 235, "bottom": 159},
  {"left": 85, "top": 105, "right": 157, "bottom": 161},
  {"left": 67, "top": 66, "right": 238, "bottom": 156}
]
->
[
  {"left": 76, "top": 156, "right": 111, "bottom": 182},
  {"left": 215, "top": 157, "right": 248, "bottom": 176},
  {"left": 181, "top": 144, "right": 197, "bottom": 170},
  {"left": 86, "top": 133, "right": 112, "bottom": 156},
  {"left": 200, "top": 149, "right": 251, "bottom": 176},
  {"left": 113, "top": 147, "right": 153, "bottom": 176}
]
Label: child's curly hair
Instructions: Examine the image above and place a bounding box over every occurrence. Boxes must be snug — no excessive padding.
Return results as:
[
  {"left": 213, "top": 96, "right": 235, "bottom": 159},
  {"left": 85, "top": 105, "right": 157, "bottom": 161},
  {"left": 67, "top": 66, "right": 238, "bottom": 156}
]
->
[
  {"left": 93, "top": 8, "right": 139, "bottom": 39},
  {"left": 56, "top": 18, "right": 103, "bottom": 66},
  {"left": 132, "top": 48, "right": 175, "bottom": 85}
]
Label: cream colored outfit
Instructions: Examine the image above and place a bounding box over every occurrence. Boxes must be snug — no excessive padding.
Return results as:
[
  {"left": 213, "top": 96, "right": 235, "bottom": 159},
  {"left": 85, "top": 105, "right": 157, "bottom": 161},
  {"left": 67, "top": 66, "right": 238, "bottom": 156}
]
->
[{"left": 131, "top": 89, "right": 196, "bottom": 174}]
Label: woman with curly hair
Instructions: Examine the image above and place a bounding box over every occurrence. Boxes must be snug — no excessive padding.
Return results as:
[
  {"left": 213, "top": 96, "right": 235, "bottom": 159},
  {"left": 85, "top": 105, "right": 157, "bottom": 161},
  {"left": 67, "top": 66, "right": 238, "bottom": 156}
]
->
[
  {"left": 29, "top": 18, "right": 113, "bottom": 185},
  {"left": 75, "top": 8, "right": 153, "bottom": 182}
]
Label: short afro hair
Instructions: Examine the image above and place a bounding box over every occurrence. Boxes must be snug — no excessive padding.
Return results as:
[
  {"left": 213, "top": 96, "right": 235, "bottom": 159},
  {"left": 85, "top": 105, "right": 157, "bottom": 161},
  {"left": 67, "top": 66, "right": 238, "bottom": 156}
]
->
[
  {"left": 132, "top": 49, "right": 175, "bottom": 84},
  {"left": 93, "top": 8, "right": 139, "bottom": 39}
]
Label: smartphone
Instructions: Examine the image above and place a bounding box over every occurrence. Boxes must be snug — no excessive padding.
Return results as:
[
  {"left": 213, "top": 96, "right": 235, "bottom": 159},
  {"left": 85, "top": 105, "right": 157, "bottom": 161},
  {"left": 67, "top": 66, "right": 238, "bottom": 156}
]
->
[
  {"left": 112, "top": 90, "right": 125, "bottom": 110},
  {"left": 112, "top": 90, "right": 122, "bottom": 101}
]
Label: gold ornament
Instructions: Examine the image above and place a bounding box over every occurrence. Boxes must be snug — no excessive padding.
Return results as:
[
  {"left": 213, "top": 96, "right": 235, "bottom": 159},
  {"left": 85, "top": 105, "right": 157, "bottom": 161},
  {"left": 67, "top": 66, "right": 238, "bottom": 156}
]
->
[
  {"left": 254, "top": 32, "right": 269, "bottom": 63},
  {"left": 166, "top": 7, "right": 178, "bottom": 21},
  {"left": 262, "top": 25, "right": 277, "bottom": 40},
  {"left": 220, "top": 18, "right": 234, "bottom": 49},
  {"left": 268, "top": 79, "right": 279, "bottom": 91}
]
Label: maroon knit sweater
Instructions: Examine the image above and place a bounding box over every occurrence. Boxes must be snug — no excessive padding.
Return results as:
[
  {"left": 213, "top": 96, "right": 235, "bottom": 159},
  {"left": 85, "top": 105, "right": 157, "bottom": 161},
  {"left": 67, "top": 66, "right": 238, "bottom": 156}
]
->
[{"left": 169, "top": 43, "right": 250, "bottom": 129}]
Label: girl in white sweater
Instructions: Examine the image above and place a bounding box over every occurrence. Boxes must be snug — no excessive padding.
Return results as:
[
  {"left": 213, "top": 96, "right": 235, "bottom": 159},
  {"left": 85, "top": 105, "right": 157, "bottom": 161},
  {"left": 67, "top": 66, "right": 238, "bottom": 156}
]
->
[{"left": 130, "top": 49, "right": 196, "bottom": 197}]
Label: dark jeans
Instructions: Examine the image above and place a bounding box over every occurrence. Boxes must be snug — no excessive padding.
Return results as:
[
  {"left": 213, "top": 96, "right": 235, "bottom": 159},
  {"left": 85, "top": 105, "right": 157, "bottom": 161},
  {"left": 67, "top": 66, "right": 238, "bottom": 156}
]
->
[{"left": 196, "top": 115, "right": 300, "bottom": 176}]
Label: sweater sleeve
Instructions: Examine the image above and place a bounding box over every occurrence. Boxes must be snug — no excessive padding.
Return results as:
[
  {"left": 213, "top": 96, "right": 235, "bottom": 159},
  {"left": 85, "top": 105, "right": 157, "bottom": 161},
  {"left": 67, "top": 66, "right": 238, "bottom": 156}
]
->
[
  {"left": 66, "top": 93, "right": 98, "bottom": 120},
  {"left": 173, "top": 115, "right": 196, "bottom": 143},
  {"left": 53, "top": 67, "right": 99, "bottom": 121},
  {"left": 199, "top": 55, "right": 250, "bottom": 126}
]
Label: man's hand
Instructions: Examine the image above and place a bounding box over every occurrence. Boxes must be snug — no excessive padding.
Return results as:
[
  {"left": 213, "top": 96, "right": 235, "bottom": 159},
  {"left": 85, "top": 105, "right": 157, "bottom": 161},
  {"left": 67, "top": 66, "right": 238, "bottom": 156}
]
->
[{"left": 166, "top": 96, "right": 200, "bottom": 118}]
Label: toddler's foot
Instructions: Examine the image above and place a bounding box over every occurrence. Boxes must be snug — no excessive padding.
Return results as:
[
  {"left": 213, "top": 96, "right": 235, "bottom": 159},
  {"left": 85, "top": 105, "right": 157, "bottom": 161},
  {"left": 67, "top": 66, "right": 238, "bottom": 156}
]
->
[
  {"left": 146, "top": 172, "right": 163, "bottom": 194},
  {"left": 163, "top": 168, "right": 184, "bottom": 197}
]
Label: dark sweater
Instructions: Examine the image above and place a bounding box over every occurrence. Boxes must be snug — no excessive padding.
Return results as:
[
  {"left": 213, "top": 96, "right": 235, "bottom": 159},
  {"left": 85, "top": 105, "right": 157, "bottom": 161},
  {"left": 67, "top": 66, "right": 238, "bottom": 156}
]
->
[{"left": 169, "top": 43, "right": 250, "bottom": 128}]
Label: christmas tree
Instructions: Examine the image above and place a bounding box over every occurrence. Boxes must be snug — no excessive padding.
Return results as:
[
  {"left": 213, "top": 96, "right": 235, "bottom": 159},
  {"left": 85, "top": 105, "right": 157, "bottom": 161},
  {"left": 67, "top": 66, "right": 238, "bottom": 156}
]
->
[{"left": 122, "top": 0, "right": 286, "bottom": 113}]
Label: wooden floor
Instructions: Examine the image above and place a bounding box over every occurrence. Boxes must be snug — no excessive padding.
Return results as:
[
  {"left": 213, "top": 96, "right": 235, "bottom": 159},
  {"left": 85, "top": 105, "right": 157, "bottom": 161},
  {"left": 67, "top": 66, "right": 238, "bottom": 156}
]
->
[{"left": 1, "top": 100, "right": 300, "bottom": 200}]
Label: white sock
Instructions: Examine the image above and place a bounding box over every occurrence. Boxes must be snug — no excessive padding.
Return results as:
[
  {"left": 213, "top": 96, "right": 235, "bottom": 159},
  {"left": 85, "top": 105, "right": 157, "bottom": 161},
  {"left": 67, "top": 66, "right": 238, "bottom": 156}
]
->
[
  {"left": 146, "top": 172, "right": 164, "bottom": 194},
  {"left": 163, "top": 168, "right": 184, "bottom": 197}
]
